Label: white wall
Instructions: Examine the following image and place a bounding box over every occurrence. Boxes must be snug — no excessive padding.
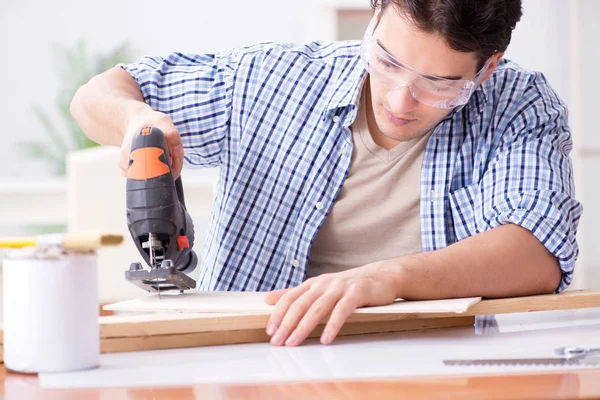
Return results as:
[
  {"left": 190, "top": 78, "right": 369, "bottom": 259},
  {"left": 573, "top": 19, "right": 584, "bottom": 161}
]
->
[
  {"left": 0, "top": 0, "right": 307, "bottom": 179},
  {"left": 576, "top": 0, "right": 600, "bottom": 287},
  {"left": 0, "top": 0, "right": 582, "bottom": 179},
  {"left": 504, "top": 0, "right": 573, "bottom": 105}
]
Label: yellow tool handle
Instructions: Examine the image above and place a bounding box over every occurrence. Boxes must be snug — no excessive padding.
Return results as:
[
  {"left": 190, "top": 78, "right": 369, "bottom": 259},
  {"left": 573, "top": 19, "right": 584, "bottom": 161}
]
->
[
  {"left": 0, "top": 237, "right": 37, "bottom": 248},
  {"left": 0, "top": 232, "right": 123, "bottom": 250},
  {"left": 61, "top": 232, "right": 124, "bottom": 250}
]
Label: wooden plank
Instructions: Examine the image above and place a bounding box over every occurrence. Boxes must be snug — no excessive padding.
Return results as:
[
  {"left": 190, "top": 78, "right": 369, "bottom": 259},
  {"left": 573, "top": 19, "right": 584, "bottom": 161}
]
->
[
  {"left": 100, "top": 313, "right": 265, "bottom": 338},
  {"left": 97, "top": 310, "right": 479, "bottom": 339},
  {"left": 103, "top": 291, "right": 481, "bottom": 315},
  {"left": 97, "top": 310, "right": 475, "bottom": 339},
  {"left": 1, "top": 290, "right": 598, "bottom": 364},
  {"left": 99, "top": 290, "right": 600, "bottom": 339},
  {"left": 100, "top": 316, "right": 475, "bottom": 354},
  {"left": 0, "top": 316, "right": 473, "bottom": 363},
  {"left": 4, "top": 290, "right": 600, "bottom": 342},
  {"left": 466, "top": 290, "right": 600, "bottom": 316}
]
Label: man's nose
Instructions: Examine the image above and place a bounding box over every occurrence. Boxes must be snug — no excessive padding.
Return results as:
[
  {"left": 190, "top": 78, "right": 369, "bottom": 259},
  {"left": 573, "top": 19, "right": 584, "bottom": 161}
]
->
[{"left": 386, "top": 86, "right": 419, "bottom": 115}]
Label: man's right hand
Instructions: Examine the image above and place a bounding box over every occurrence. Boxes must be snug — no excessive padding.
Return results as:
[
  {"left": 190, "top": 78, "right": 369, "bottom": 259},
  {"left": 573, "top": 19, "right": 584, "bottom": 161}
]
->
[{"left": 119, "top": 111, "right": 185, "bottom": 179}]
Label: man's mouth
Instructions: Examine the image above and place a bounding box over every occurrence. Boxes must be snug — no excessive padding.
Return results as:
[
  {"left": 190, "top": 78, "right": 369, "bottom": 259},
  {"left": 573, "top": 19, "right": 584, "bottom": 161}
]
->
[{"left": 385, "top": 109, "right": 416, "bottom": 126}]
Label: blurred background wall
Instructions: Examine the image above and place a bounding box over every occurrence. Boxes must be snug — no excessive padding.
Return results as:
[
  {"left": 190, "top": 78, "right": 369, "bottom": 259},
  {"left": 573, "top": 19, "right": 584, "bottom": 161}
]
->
[{"left": 0, "top": 0, "right": 598, "bottom": 298}]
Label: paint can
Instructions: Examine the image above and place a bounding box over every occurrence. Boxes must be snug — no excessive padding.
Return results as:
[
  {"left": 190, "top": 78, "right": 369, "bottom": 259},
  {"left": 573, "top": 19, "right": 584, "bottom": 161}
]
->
[{"left": 2, "top": 247, "right": 99, "bottom": 373}]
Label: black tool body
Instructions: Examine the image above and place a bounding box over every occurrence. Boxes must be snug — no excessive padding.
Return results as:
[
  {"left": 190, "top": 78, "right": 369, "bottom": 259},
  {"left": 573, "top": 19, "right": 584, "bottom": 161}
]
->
[{"left": 124, "top": 127, "right": 197, "bottom": 293}]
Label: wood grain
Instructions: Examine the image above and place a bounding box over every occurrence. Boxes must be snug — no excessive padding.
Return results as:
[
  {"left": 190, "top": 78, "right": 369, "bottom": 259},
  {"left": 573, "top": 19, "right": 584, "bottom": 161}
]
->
[
  {"left": 100, "top": 316, "right": 475, "bottom": 354},
  {"left": 466, "top": 290, "right": 600, "bottom": 315},
  {"left": 92, "top": 290, "right": 600, "bottom": 355},
  {"left": 99, "top": 290, "right": 600, "bottom": 339}
]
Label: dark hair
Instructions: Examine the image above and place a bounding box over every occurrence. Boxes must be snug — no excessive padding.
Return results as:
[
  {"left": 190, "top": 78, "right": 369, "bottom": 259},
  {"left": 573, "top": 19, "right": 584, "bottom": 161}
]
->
[{"left": 371, "top": 0, "right": 523, "bottom": 69}]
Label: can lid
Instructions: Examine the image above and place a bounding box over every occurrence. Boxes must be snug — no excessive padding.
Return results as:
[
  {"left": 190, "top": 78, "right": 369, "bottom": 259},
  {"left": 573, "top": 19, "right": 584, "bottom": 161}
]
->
[{"left": 6, "top": 246, "right": 95, "bottom": 260}]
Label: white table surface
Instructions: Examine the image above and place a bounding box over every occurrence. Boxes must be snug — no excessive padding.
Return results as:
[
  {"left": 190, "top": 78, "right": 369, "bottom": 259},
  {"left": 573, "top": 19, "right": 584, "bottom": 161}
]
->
[{"left": 39, "top": 308, "right": 600, "bottom": 389}]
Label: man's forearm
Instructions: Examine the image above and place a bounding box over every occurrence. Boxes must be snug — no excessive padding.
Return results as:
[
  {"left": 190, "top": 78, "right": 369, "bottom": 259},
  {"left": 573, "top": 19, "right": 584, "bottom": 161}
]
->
[
  {"left": 264, "top": 224, "right": 563, "bottom": 346},
  {"left": 70, "top": 67, "right": 153, "bottom": 146},
  {"left": 384, "top": 224, "right": 562, "bottom": 300}
]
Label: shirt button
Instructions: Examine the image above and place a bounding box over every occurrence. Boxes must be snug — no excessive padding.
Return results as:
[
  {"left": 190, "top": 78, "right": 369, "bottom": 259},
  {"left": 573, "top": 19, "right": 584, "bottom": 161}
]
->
[
  {"left": 315, "top": 202, "right": 324, "bottom": 210},
  {"left": 291, "top": 259, "right": 300, "bottom": 268},
  {"left": 341, "top": 146, "right": 348, "bottom": 155},
  {"left": 333, "top": 115, "right": 341, "bottom": 123}
]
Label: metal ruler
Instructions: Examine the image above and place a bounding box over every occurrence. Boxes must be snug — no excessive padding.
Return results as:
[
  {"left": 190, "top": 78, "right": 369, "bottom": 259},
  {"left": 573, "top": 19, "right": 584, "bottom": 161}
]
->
[{"left": 444, "top": 346, "right": 600, "bottom": 367}]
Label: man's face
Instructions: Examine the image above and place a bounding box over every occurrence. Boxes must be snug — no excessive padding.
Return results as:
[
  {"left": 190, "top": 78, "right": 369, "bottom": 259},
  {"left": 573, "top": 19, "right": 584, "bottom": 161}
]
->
[{"left": 367, "top": 8, "right": 482, "bottom": 145}]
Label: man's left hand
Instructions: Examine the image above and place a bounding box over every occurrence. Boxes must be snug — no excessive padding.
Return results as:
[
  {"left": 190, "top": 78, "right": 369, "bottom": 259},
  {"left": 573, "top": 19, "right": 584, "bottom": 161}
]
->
[{"left": 264, "top": 262, "right": 399, "bottom": 346}]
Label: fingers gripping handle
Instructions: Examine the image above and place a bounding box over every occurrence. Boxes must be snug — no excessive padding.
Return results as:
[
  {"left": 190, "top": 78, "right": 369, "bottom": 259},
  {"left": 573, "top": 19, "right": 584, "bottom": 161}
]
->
[{"left": 127, "top": 127, "right": 172, "bottom": 181}]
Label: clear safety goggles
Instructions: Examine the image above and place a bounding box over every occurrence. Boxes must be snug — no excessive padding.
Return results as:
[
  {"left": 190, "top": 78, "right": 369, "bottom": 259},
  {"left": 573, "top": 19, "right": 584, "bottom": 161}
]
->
[{"left": 360, "top": 9, "right": 493, "bottom": 109}]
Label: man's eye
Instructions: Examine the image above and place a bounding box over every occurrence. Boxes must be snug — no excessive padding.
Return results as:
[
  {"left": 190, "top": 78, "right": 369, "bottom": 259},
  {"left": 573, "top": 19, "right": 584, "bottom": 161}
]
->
[
  {"left": 433, "top": 82, "right": 459, "bottom": 93},
  {"left": 432, "top": 84, "right": 449, "bottom": 93},
  {"left": 376, "top": 56, "right": 397, "bottom": 71}
]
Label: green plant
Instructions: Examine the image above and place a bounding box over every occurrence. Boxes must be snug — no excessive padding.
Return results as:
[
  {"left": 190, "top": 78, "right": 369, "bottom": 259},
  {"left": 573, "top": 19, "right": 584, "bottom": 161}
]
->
[{"left": 23, "top": 40, "right": 137, "bottom": 175}]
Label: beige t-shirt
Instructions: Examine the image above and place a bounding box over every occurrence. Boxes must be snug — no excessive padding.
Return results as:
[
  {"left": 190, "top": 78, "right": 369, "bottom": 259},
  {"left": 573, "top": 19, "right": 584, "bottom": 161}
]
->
[{"left": 306, "top": 92, "right": 431, "bottom": 278}]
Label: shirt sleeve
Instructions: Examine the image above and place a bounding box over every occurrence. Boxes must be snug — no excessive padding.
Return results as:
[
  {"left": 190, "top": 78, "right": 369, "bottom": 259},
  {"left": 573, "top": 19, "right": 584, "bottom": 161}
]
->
[
  {"left": 476, "top": 72, "right": 583, "bottom": 292},
  {"left": 119, "top": 49, "right": 240, "bottom": 168}
]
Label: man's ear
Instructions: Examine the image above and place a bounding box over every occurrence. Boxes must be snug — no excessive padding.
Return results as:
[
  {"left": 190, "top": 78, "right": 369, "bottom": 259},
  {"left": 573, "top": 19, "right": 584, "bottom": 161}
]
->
[{"left": 480, "top": 52, "right": 505, "bottom": 83}]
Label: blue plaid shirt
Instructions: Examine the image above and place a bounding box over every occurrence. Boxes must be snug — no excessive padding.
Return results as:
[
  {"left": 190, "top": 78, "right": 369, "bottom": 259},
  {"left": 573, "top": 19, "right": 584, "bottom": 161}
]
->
[{"left": 121, "top": 41, "right": 582, "bottom": 292}]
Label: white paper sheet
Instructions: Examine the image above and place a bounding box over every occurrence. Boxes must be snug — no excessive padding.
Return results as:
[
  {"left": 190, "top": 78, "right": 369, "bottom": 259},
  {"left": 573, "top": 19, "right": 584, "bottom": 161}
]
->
[
  {"left": 104, "top": 291, "right": 481, "bottom": 314},
  {"left": 38, "top": 308, "right": 600, "bottom": 389}
]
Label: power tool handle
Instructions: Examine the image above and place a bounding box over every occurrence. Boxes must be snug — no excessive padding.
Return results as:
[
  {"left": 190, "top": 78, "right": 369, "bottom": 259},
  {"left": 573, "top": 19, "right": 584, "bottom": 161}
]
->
[{"left": 175, "top": 176, "right": 187, "bottom": 209}]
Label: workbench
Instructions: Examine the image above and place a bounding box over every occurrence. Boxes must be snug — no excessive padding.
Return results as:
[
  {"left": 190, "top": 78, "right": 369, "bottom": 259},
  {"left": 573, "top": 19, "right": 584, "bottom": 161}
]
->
[{"left": 2, "top": 307, "right": 600, "bottom": 399}]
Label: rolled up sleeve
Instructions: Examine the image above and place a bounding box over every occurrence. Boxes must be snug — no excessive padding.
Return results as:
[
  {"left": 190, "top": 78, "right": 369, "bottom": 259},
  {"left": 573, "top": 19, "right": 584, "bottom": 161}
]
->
[
  {"left": 119, "top": 50, "right": 239, "bottom": 167},
  {"left": 472, "top": 73, "right": 582, "bottom": 291}
]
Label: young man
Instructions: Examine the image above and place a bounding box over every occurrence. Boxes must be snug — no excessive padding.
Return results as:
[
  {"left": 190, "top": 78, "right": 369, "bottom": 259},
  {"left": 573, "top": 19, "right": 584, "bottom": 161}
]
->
[{"left": 71, "top": 0, "right": 582, "bottom": 347}]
